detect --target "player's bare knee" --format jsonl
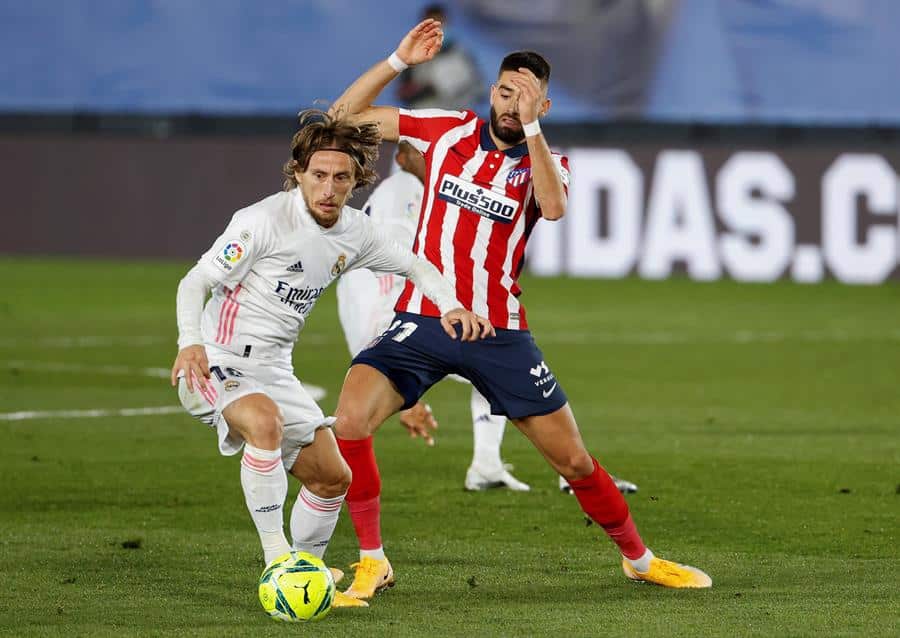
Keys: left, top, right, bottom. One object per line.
{"left": 332, "top": 412, "right": 370, "bottom": 440}
{"left": 331, "top": 461, "right": 352, "bottom": 495}
{"left": 557, "top": 452, "right": 594, "bottom": 481}
{"left": 251, "top": 410, "right": 285, "bottom": 449}
{"left": 305, "top": 462, "right": 351, "bottom": 498}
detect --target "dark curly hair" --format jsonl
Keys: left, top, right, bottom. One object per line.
{"left": 282, "top": 109, "right": 381, "bottom": 191}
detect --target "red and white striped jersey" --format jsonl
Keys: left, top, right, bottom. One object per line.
{"left": 395, "top": 108, "right": 569, "bottom": 330}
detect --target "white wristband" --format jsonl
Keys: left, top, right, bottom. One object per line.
{"left": 387, "top": 51, "right": 409, "bottom": 73}
{"left": 522, "top": 120, "right": 541, "bottom": 137}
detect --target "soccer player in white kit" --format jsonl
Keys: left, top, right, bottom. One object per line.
{"left": 336, "top": 141, "right": 530, "bottom": 491}
{"left": 170, "top": 110, "right": 493, "bottom": 609}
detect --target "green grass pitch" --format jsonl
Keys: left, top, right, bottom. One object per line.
{"left": 2, "top": 256, "right": 898, "bottom": 637}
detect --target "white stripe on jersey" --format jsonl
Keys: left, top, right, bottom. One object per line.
{"left": 439, "top": 145, "right": 486, "bottom": 313}
{"left": 399, "top": 108, "right": 467, "bottom": 153}
{"left": 475, "top": 154, "right": 526, "bottom": 326}
{"left": 408, "top": 117, "right": 478, "bottom": 313}
{"left": 502, "top": 178, "right": 534, "bottom": 330}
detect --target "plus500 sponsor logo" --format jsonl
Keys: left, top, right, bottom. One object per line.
{"left": 438, "top": 175, "right": 518, "bottom": 223}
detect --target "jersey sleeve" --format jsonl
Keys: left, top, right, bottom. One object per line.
{"left": 364, "top": 179, "right": 419, "bottom": 251}
{"left": 196, "top": 208, "right": 272, "bottom": 287}
{"left": 351, "top": 217, "right": 417, "bottom": 275}
{"left": 534, "top": 152, "right": 571, "bottom": 211}
{"left": 553, "top": 152, "right": 571, "bottom": 190}
{"left": 398, "top": 108, "right": 472, "bottom": 153}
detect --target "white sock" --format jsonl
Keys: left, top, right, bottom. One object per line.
{"left": 360, "top": 547, "right": 386, "bottom": 561}
{"left": 240, "top": 444, "right": 290, "bottom": 565}
{"left": 470, "top": 388, "right": 505, "bottom": 471}
{"left": 290, "top": 486, "right": 345, "bottom": 559}
{"left": 626, "top": 548, "right": 654, "bottom": 574}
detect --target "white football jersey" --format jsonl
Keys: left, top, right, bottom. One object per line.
{"left": 196, "top": 188, "right": 417, "bottom": 359}
{"left": 336, "top": 170, "right": 424, "bottom": 355}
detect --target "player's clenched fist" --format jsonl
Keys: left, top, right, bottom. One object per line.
{"left": 170, "top": 344, "right": 210, "bottom": 392}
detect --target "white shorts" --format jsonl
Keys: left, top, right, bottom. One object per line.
{"left": 177, "top": 350, "right": 330, "bottom": 469}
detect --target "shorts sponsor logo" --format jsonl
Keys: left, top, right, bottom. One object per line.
{"left": 438, "top": 174, "right": 518, "bottom": 224}
{"left": 529, "top": 361, "right": 550, "bottom": 377}
{"left": 223, "top": 380, "right": 240, "bottom": 391}
{"left": 529, "top": 360, "right": 556, "bottom": 396}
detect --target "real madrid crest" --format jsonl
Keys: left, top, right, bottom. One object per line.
{"left": 331, "top": 254, "right": 347, "bottom": 276}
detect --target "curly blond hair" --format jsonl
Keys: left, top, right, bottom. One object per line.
{"left": 282, "top": 109, "right": 381, "bottom": 191}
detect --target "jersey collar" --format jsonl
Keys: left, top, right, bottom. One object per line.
{"left": 480, "top": 121, "right": 529, "bottom": 158}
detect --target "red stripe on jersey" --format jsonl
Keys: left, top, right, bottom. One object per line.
{"left": 452, "top": 130, "right": 502, "bottom": 309}
{"left": 395, "top": 110, "right": 569, "bottom": 330}
{"left": 484, "top": 212, "right": 512, "bottom": 326}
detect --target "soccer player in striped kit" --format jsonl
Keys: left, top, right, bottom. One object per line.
{"left": 336, "top": 141, "right": 637, "bottom": 495}
{"left": 336, "top": 141, "right": 530, "bottom": 492}
{"left": 329, "top": 20, "right": 711, "bottom": 599}
{"left": 170, "top": 109, "right": 492, "bottom": 609}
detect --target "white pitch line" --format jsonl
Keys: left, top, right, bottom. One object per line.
{"left": 2, "top": 361, "right": 328, "bottom": 400}
{"left": 532, "top": 329, "right": 900, "bottom": 345}
{"left": 0, "top": 406, "right": 186, "bottom": 422}
{"left": 0, "top": 336, "right": 169, "bottom": 348}
{"left": 3, "top": 329, "right": 899, "bottom": 349}
{"left": 5, "top": 361, "right": 171, "bottom": 378}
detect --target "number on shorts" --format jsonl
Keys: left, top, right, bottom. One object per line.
{"left": 390, "top": 321, "right": 419, "bottom": 343}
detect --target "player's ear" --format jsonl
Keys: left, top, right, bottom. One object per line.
{"left": 540, "top": 97, "right": 552, "bottom": 119}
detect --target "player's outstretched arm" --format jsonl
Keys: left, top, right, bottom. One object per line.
{"left": 330, "top": 19, "right": 443, "bottom": 141}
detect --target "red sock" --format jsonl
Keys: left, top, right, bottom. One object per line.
{"left": 568, "top": 457, "right": 647, "bottom": 560}
{"left": 337, "top": 436, "right": 382, "bottom": 550}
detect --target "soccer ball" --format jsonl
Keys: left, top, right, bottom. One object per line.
{"left": 258, "top": 551, "right": 335, "bottom": 622}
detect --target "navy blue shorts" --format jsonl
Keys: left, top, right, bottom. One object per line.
{"left": 352, "top": 312, "right": 568, "bottom": 420}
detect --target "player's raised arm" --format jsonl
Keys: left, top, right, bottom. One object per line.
{"left": 330, "top": 19, "right": 444, "bottom": 141}
{"left": 509, "top": 67, "right": 568, "bottom": 220}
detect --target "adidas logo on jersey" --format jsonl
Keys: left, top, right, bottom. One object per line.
{"left": 287, "top": 260, "right": 304, "bottom": 273}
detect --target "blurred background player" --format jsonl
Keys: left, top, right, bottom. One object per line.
{"left": 329, "top": 20, "right": 710, "bottom": 600}
{"left": 170, "top": 109, "right": 490, "bottom": 609}
{"left": 396, "top": 4, "right": 484, "bottom": 110}
{"left": 335, "top": 140, "right": 637, "bottom": 495}
{"left": 336, "top": 140, "right": 529, "bottom": 492}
